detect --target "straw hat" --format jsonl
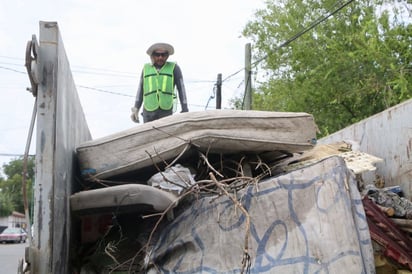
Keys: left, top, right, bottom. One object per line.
{"left": 146, "top": 43, "right": 174, "bottom": 56}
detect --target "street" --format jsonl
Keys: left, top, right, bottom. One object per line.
{"left": 0, "top": 242, "right": 27, "bottom": 274}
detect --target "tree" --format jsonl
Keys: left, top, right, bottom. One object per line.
{"left": 0, "top": 173, "right": 14, "bottom": 216}
{"left": 240, "top": 0, "right": 411, "bottom": 137}
{"left": 0, "top": 157, "right": 35, "bottom": 216}
{"left": 0, "top": 191, "right": 14, "bottom": 216}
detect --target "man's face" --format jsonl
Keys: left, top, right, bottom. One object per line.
{"left": 151, "top": 51, "right": 169, "bottom": 67}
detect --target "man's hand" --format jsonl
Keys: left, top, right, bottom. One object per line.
{"left": 130, "top": 107, "right": 140, "bottom": 123}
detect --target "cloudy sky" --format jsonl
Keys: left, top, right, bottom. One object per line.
{"left": 0, "top": 0, "right": 265, "bottom": 174}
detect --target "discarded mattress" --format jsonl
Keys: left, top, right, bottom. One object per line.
{"left": 70, "top": 184, "right": 178, "bottom": 215}
{"left": 76, "top": 110, "right": 317, "bottom": 179}
{"left": 146, "top": 156, "right": 375, "bottom": 273}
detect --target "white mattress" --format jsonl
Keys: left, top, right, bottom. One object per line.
{"left": 76, "top": 109, "right": 317, "bottom": 179}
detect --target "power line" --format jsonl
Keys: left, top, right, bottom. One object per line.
{"left": 0, "top": 153, "right": 33, "bottom": 157}
{"left": 72, "top": 70, "right": 136, "bottom": 78}
{"left": 0, "top": 61, "right": 24, "bottom": 67}
{"left": 219, "top": 0, "right": 356, "bottom": 109}
{"left": 2, "top": 0, "right": 355, "bottom": 87}
{"left": 252, "top": 0, "right": 355, "bottom": 68}
{"left": 72, "top": 65, "right": 137, "bottom": 76}
{"left": 221, "top": 0, "right": 355, "bottom": 84}
{"left": 77, "top": 85, "right": 134, "bottom": 97}
{"left": 1, "top": 62, "right": 221, "bottom": 108}
{"left": 0, "top": 66, "right": 26, "bottom": 74}
{"left": 0, "top": 59, "right": 214, "bottom": 84}
{"left": 0, "top": 55, "right": 23, "bottom": 61}
{"left": 0, "top": 64, "right": 216, "bottom": 109}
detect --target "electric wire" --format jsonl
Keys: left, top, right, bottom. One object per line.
{"left": 0, "top": 0, "right": 355, "bottom": 111}
{"left": 251, "top": 0, "right": 355, "bottom": 69}
{"left": 231, "top": 0, "right": 356, "bottom": 108}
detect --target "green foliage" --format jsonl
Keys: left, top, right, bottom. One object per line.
{"left": 0, "top": 157, "right": 35, "bottom": 216}
{"left": 241, "top": 0, "right": 411, "bottom": 137}
{"left": 3, "top": 156, "right": 35, "bottom": 180}
{"left": 0, "top": 191, "right": 14, "bottom": 216}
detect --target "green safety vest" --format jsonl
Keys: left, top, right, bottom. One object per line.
{"left": 143, "top": 62, "right": 176, "bottom": 111}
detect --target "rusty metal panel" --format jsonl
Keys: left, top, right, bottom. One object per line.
{"left": 32, "top": 21, "right": 91, "bottom": 274}
{"left": 319, "top": 99, "right": 412, "bottom": 199}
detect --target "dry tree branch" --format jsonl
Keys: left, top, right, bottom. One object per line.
{"left": 150, "top": 126, "right": 200, "bottom": 149}
{"left": 166, "top": 142, "right": 192, "bottom": 168}
{"left": 238, "top": 155, "right": 247, "bottom": 176}
{"left": 89, "top": 143, "right": 280, "bottom": 273}
{"left": 199, "top": 151, "right": 224, "bottom": 178}
{"left": 126, "top": 180, "right": 217, "bottom": 272}
{"left": 209, "top": 172, "right": 251, "bottom": 274}
{"left": 83, "top": 176, "right": 111, "bottom": 187}
{"left": 164, "top": 164, "right": 195, "bottom": 189}
{"left": 104, "top": 242, "right": 120, "bottom": 266}
{"left": 88, "top": 219, "right": 127, "bottom": 273}
{"left": 111, "top": 173, "right": 256, "bottom": 272}
{"left": 145, "top": 149, "right": 192, "bottom": 190}
{"left": 149, "top": 143, "right": 190, "bottom": 171}
{"left": 82, "top": 174, "right": 147, "bottom": 188}
{"left": 252, "top": 154, "right": 271, "bottom": 175}
{"left": 144, "top": 141, "right": 204, "bottom": 192}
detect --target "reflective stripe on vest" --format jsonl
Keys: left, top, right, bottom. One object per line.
{"left": 143, "top": 62, "right": 176, "bottom": 111}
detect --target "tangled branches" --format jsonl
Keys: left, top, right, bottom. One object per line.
{"left": 75, "top": 144, "right": 295, "bottom": 273}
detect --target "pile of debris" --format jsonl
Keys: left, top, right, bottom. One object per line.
{"left": 69, "top": 111, "right": 411, "bottom": 273}
{"left": 71, "top": 141, "right": 379, "bottom": 273}
{"left": 293, "top": 142, "right": 412, "bottom": 273}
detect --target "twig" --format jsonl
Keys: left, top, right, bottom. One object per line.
{"left": 209, "top": 172, "right": 251, "bottom": 274}
{"left": 104, "top": 242, "right": 120, "bottom": 265}
{"left": 199, "top": 152, "right": 224, "bottom": 178}
{"left": 145, "top": 150, "right": 190, "bottom": 190}
{"left": 166, "top": 143, "right": 191, "bottom": 168}
{"left": 150, "top": 126, "right": 200, "bottom": 149}
{"left": 132, "top": 180, "right": 217, "bottom": 272}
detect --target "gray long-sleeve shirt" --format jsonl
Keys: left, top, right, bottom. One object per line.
{"left": 133, "top": 63, "right": 188, "bottom": 112}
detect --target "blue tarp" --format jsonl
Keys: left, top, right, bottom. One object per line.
{"left": 147, "top": 156, "right": 375, "bottom": 273}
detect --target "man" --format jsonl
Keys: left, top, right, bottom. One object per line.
{"left": 131, "top": 42, "right": 189, "bottom": 123}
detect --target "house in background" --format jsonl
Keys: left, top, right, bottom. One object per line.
{"left": 0, "top": 211, "right": 27, "bottom": 233}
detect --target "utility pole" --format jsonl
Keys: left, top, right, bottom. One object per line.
{"left": 244, "top": 43, "right": 252, "bottom": 110}
{"left": 216, "top": 73, "right": 222, "bottom": 109}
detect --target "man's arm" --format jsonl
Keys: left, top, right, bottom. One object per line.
{"left": 174, "top": 64, "right": 189, "bottom": 112}
{"left": 134, "top": 71, "right": 144, "bottom": 109}
{"left": 131, "top": 71, "right": 144, "bottom": 123}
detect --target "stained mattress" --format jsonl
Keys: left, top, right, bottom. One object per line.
{"left": 76, "top": 110, "right": 317, "bottom": 179}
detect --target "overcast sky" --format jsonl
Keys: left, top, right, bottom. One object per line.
{"left": 0, "top": 0, "right": 265, "bottom": 175}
